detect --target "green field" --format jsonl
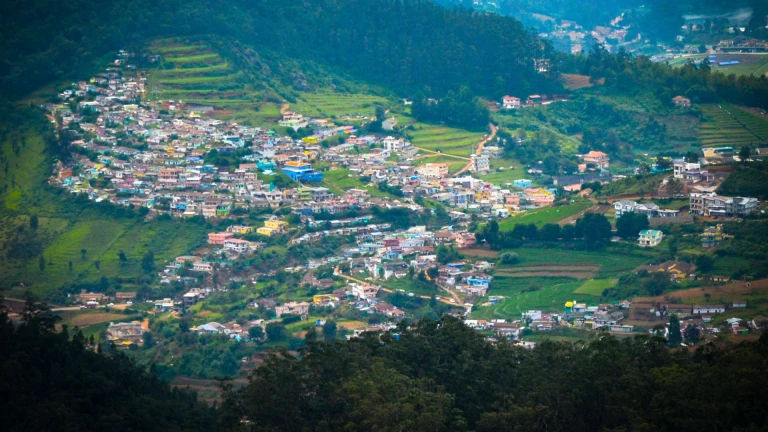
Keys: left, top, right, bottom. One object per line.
{"left": 498, "top": 201, "right": 594, "bottom": 231}
{"left": 573, "top": 278, "right": 617, "bottom": 296}
{"left": 477, "top": 158, "right": 527, "bottom": 186}
{"left": 320, "top": 169, "right": 395, "bottom": 198}
{"left": 407, "top": 122, "right": 484, "bottom": 158}
{"left": 666, "top": 53, "right": 768, "bottom": 77}
{"left": 699, "top": 104, "right": 768, "bottom": 148}
{"left": 291, "top": 92, "right": 390, "bottom": 118}
{"left": 496, "top": 247, "right": 650, "bottom": 278}
{"left": 472, "top": 278, "right": 589, "bottom": 318}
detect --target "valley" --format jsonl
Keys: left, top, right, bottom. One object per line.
{"left": 2, "top": 1, "right": 768, "bottom": 429}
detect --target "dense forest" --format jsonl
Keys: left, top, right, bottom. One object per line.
{"left": 411, "top": 87, "right": 491, "bottom": 130}
{"left": 0, "top": 0, "right": 557, "bottom": 101}
{"left": 0, "top": 297, "right": 216, "bottom": 431}
{"left": 568, "top": 46, "right": 768, "bottom": 107}
{"left": 219, "top": 316, "right": 768, "bottom": 431}
{"left": 3, "top": 298, "right": 768, "bottom": 431}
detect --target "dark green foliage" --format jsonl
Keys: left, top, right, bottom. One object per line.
{"left": 575, "top": 213, "right": 612, "bottom": 250}
{"left": 0, "top": 297, "right": 216, "bottom": 431}
{"left": 643, "top": 271, "right": 673, "bottom": 296}
{"left": 616, "top": 212, "right": 649, "bottom": 239}
{"left": 141, "top": 250, "right": 155, "bottom": 274}
{"left": 322, "top": 320, "right": 338, "bottom": 342}
{"left": 718, "top": 162, "right": 768, "bottom": 199}
{"left": 0, "top": 0, "right": 557, "bottom": 100}
{"left": 576, "top": 46, "right": 768, "bottom": 107}
{"left": 695, "top": 254, "right": 714, "bottom": 273}
{"left": 668, "top": 314, "right": 683, "bottom": 346}
{"left": 436, "top": 244, "right": 463, "bottom": 264}
{"left": 412, "top": 87, "right": 490, "bottom": 130}
{"left": 221, "top": 316, "right": 768, "bottom": 431}
{"left": 266, "top": 322, "right": 287, "bottom": 341}
{"left": 477, "top": 213, "right": 611, "bottom": 250}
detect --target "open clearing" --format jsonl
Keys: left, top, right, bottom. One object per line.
{"left": 666, "top": 53, "right": 768, "bottom": 77}
{"left": 69, "top": 313, "right": 129, "bottom": 327}
{"left": 573, "top": 278, "right": 617, "bottom": 296}
{"left": 498, "top": 202, "right": 595, "bottom": 231}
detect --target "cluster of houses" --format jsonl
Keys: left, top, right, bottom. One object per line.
{"left": 463, "top": 301, "right": 633, "bottom": 341}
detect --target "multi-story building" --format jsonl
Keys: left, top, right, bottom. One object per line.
{"left": 257, "top": 219, "right": 289, "bottom": 236}
{"left": 638, "top": 229, "right": 664, "bottom": 247}
{"left": 582, "top": 151, "right": 610, "bottom": 169}
{"left": 689, "top": 193, "right": 759, "bottom": 217}
{"left": 416, "top": 163, "right": 450, "bottom": 179}
{"left": 281, "top": 161, "right": 323, "bottom": 182}
{"left": 470, "top": 154, "right": 490, "bottom": 173}
{"left": 613, "top": 200, "right": 679, "bottom": 219}
{"left": 673, "top": 159, "right": 700, "bottom": 178}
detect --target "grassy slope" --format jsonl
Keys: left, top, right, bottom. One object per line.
{"left": 0, "top": 118, "right": 206, "bottom": 297}
{"left": 498, "top": 201, "right": 594, "bottom": 231}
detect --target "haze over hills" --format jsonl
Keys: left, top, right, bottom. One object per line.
{"left": 2, "top": 0, "right": 768, "bottom": 430}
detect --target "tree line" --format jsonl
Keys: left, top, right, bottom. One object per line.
{"left": 219, "top": 315, "right": 768, "bottom": 431}
{"left": 475, "top": 213, "right": 612, "bottom": 250}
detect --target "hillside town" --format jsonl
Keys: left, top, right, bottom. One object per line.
{"left": 42, "top": 48, "right": 765, "bottom": 356}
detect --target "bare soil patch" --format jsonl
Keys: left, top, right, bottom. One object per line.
{"left": 459, "top": 248, "right": 497, "bottom": 258}
{"left": 70, "top": 313, "right": 128, "bottom": 327}
{"left": 629, "top": 278, "right": 768, "bottom": 322}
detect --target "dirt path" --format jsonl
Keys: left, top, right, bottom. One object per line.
{"left": 413, "top": 146, "right": 470, "bottom": 161}
{"left": 557, "top": 204, "right": 607, "bottom": 226}
{"left": 455, "top": 123, "right": 498, "bottom": 175}
{"left": 280, "top": 103, "right": 290, "bottom": 115}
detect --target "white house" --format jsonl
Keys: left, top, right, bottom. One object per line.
{"left": 638, "top": 229, "right": 663, "bottom": 247}
{"left": 502, "top": 95, "right": 521, "bottom": 109}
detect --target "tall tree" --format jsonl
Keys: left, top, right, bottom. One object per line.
{"left": 668, "top": 314, "right": 683, "bottom": 346}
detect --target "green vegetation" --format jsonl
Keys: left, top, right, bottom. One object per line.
{"left": 499, "top": 247, "right": 649, "bottom": 278}
{"left": 718, "top": 162, "right": 768, "bottom": 199}
{"left": 498, "top": 202, "right": 593, "bottom": 230}
{"left": 406, "top": 120, "right": 484, "bottom": 158}
{"left": 573, "top": 278, "right": 617, "bottom": 296}
{"left": 699, "top": 104, "right": 767, "bottom": 148}
{"left": 0, "top": 109, "right": 206, "bottom": 298}
{"left": 1, "top": 298, "right": 216, "bottom": 431}
{"left": 221, "top": 316, "right": 768, "bottom": 431}
{"left": 0, "top": 0, "right": 558, "bottom": 104}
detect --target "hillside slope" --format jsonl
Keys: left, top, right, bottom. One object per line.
{"left": 0, "top": 106, "right": 207, "bottom": 298}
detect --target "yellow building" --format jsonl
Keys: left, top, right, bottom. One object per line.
{"left": 256, "top": 220, "right": 289, "bottom": 237}
{"left": 313, "top": 294, "right": 336, "bottom": 304}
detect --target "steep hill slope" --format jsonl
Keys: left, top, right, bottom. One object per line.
{"left": 0, "top": 106, "right": 207, "bottom": 299}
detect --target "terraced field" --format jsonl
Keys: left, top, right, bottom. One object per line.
{"left": 146, "top": 38, "right": 278, "bottom": 125}
{"left": 699, "top": 104, "right": 768, "bottom": 148}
